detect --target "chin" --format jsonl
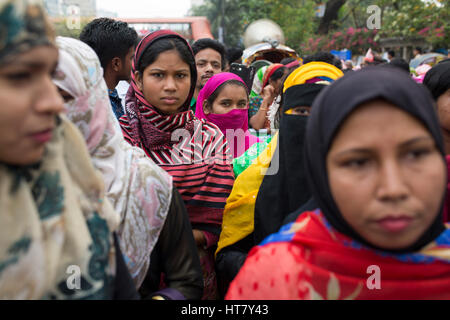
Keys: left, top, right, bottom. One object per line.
{"left": 157, "top": 105, "right": 183, "bottom": 116}
{"left": 367, "top": 234, "right": 419, "bottom": 252}
{"left": 19, "top": 149, "right": 45, "bottom": 166}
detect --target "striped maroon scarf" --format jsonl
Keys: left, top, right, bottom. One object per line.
{"left": 119, "top": 30, "right": 234, "bottom": 232}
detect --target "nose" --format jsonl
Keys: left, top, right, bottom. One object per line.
{"left": 205, "top": 62, "right": 214, "bottom": 73}
{"left": 35, "top": 74, "right": 64, "bottom": 115}
{"left": 163, "top": 75, "right": 177, "bottom": 92}
{"left": 376, "top": 159, "right": 409, "bottom": 203}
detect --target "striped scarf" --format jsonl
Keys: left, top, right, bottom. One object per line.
{"left": 119, "top": 30, "right": 234, "bottom": 232}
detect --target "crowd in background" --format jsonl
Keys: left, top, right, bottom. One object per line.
{"left": 1, "top": 0, "right": 450, "bottom": 300}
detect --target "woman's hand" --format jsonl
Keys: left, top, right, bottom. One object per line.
{"left": 261, "top": 84, "right": 276, "bottom": 104}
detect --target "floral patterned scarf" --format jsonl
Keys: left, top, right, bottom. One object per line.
{"left": 53, "top": 36, "right": 173, "bottom": 288}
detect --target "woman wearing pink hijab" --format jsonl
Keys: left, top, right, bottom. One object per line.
{"left": 195, "top": 72, "right": 260, "bottom": 158}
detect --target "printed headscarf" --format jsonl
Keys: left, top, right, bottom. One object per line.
{"left": 53, "top": 36, "right": 173, "bottom": 288}
{"left": 122, "top": 30, "right": 197, "bottom": 152}
{"left": 0, "top": 0, "right": 53, "bottom": 65}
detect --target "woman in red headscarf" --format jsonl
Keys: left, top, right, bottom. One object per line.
{"left": 248, "top": 63, "right": 287, "bottom": 131}
{"left": 119, "top": 30, "right": 235, "bottom": 299}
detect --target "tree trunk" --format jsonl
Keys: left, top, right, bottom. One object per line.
{"left": 318, "top": 0, "right": 347, "bottom": 35}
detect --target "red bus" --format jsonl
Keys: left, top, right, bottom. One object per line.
{"left": 119, "top": 17, "right": 214, "bottom": 42}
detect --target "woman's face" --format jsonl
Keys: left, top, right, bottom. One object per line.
{"left": 327, "top": 100, "right": 446, "bottom": 250}
{"left": 204, "top": 83, "right": 248, "bottom": 115}
{"left": 135, "top": 49, "right": 191, "bottom": 115}
{"left": 269, "top": 69, "right": 288, "bottom": 96}
{"left": 436, "top": 88, "right": 450, "bottom": 133}
{"left": 287, "top": 106, "right": 311, "bottom": 116}
{"left": 0, "top": 46, "right": 64, "bottom": 165}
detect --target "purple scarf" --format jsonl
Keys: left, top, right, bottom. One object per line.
{"left": 195, "top": 73, "right": 260, "bottom": 158}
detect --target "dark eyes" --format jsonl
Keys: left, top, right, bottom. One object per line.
{"left": 291, "top": 107, "right": 311, "bottom": 116}
{"left": 342, "top": 158, "right": 370, "bottom": 169}
{"left": 405, "top": 148, "right": 431, "bottom": 160}
{"left": 340, "top": 148, "right": 433, "bottom": 170}
{"left": 150, "top": 73, "right": 187, "bottom": 79}
{"left": 6, "top": 67, "right": 56, "bottom": 84}
{"left": 7, "top": 72, "right": 32, "bottom": 82}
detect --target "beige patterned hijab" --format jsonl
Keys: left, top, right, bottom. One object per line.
{"left": 0, "top": 0, "right": 119, "bottom": 300}
{"left": 0, "top": 116, "right": 120, "bottom": 299}
{"left": 53, "top": 36, "right": 173, "bottom": 288}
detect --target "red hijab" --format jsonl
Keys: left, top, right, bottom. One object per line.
{"left": 122, "top": 30, "right": 197, "bottom": 152}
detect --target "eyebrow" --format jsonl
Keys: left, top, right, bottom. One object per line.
{"left": 334, "top": 136, "right": 435, "bottom": 157}
{"left": 7, "top": 58, "right": 59, "bottom": 72}
{"left": 197, "top": 59, "right": 220, "bottom": 63}
{"left": 149, "top": 68, "right": 189, "bottom": 72}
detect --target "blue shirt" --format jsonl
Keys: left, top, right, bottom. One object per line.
{"left": 108, "top": 89, "right": 125, "bottom": 120}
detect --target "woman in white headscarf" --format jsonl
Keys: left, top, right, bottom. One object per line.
{"left": 53, "top": 36, "right": 203, "bottom": 300}
{"left": 0, "top": 0, "right": 137, "bottom": 300}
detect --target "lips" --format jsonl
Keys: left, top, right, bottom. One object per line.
{"left": 30, "top": 129, "right": 53, "bottom": 144}
{"left": 161, "top": 97, "right": 178, "bottom": 105}
{"left": 202, "top": 74, "right": 213, "bottom": 81}
{"left": 376, "top": 216, "right": 413, "bottom": 233}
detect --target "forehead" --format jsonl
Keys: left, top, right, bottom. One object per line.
{"left": 1, "top": 45, "right": 58, "bottom": 69}
{"left": 195, "top": 48, "right": 222, "bottom": 62}
{"left": 331, "top": 100, "right": 431, "bottom": 148}
{"left": 149, "top": 49, "right": 189, "bottom": 69}
{"left": 216, "top": 83, "right": 248, "bottom": 99}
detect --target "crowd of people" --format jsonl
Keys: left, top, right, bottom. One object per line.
{"left": 1, "top": 0, "right": 450, "bottom": 300}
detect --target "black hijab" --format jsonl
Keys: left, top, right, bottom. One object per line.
{"left": 254, "top": 79, "right": 330, "bottom": 243}
{"left": 305, "top": 66, "right": 447, "bottom": 253}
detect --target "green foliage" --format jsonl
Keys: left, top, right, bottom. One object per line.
{"left": 190, "top": 0, "right": 449, "bottom": 54}
{"left": 380, "top": 0, "right": 449, "bottom": 48}
{"left": 190, "top": 0, "right": 245, "bottom": 47}
{"left": 301, "top": 27, "right": 380, "bottom": 56}
{"left": 240, "top": 0, "right": 317, "bottom": 55}
{"left": 190, "top": 0, "right": 318, "bottom": 51}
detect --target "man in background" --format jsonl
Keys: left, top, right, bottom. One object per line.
{"left": 80, "top": 18, "right": 138, "bottom": 120}
{"left": 191, "top": 38, "right": 226, "bottom": 111}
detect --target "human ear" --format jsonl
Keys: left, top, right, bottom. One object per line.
{"left": 111, "top": 57, "right": 122, "bottom": 72}
{"left": 203, "top": 100, "right": 211, "bottom": 115}
{"left": 134, "top": 71, "right": 143, "bottom": 91}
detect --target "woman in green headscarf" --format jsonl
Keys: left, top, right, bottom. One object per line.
{"left": 0, "top": 0, "right": 137, "bottom": 299}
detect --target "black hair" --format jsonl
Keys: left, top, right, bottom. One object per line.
{"left": 136, "top": 36, "right": 195, "bottom": 78}
{"left": 388, "top": 50, "right": 395, "bottom": 57}
{"left": 388, "top": 57, "right": 410, "bottom": 73}
{"left": 280, "top": 57, "right": 297, "bottom": 65}
{"left": 80, "top": 18, "right": 138, "bottom": 70}
{"left": 415, "top": 47, "right": 423, "bottom": 54}
{"left": 303, "top": 51, "right": 342, "bottom": 70}
{"left": 191, "top": 38, "right": 226, "bottom": 70}
{"left": 226, "top": 47, "right": 243, "bottom": 64}
{"left": 205, "top": 80, "right": 248, "bottom": 107}
{"left": 270, "top": 66, "right": 287, "bottom": 82}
